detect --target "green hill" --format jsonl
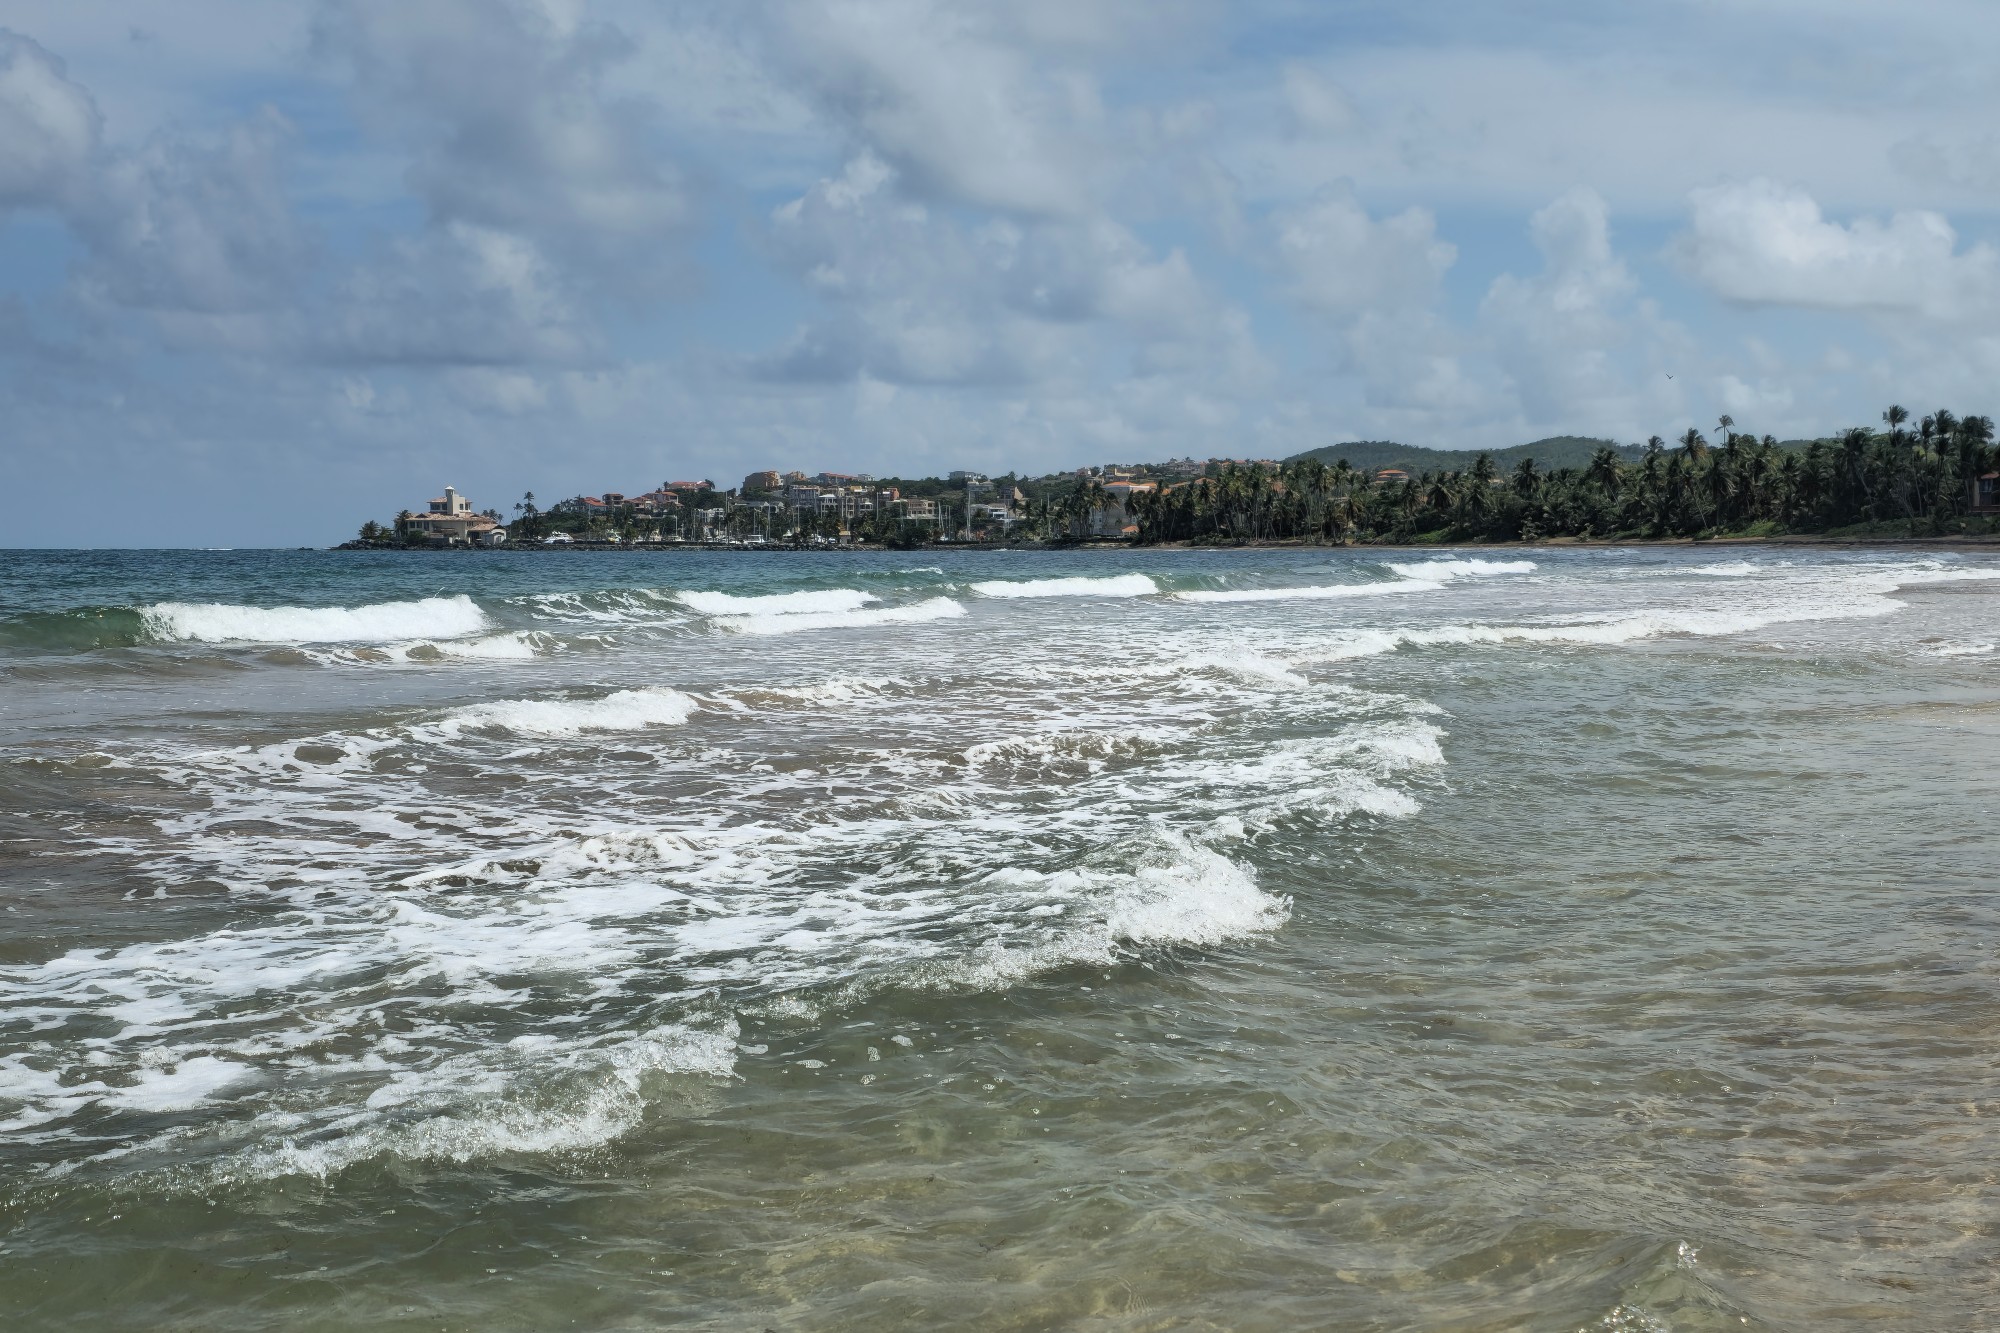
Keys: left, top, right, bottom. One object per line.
{"left": 1285, "top": 435, "right": 1643, "bottom": 475}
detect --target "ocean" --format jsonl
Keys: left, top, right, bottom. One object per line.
{"left": 1, "top": 545, "right": 1996, "bottom": 1329}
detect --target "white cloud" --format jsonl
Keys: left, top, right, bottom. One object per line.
{"left": 315, "top": 0, "right": 697, "bottom": 282}
{"left": 1272, "top": 183, "right": 1454, "bottom": 316}
{"left": 1281, "top": 64, "right": 1358, "bottom": 138}
{"left": 325, "top": 222, "right": 596, "bottom": 367}
{"left": 768, "top": 0, "right": 1109, "bottom": 217}
{"left": 1676, "top": 177, "right": 2000, "bottom": 321}
{"left": 73, "top": 107, "right": 308, "bottom": 314}
{"left": 0, "top": 30, "right": 100, "bottom": 209}
{"left": 1481, "top": 187, "right": 1640, "bottom": 421}
{"left": 759, "top": 151, "right": 1262, "bottom": 395}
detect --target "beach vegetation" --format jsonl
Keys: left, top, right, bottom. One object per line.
{"left": 1130, "top": 408, "right": 2000, "bottom": 545}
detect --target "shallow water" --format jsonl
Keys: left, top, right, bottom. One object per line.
{"left": 1, "top": 545, "right": 1997, "bottom": 1329}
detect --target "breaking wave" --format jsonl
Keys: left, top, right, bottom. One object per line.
{"left": 139, "top": 595, "right": 489, "bottom": 644}
{"left": 428, "top": 687, "right": 701, "bottom": 738}
{"left": 716, "top": 596, "right": 967, "bottom": 636}
{"left": 1384, "top": 558, "right": 1536, "bottom": 580}
{"left": 970, "top": 575, "right": 1159, "bottom": 599}
{"left": 675, "top": 588, "right": 877, "bottom": 616}
{"left": 1176, "top": 579, "right": 1443, "bottom": 603}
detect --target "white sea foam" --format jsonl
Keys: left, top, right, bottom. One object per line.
{"left": 970, "top": 574, "right": 1159, "bottom": 599}
{"left": 5, "top": 664, "right": 1445, "bottom": 1172}
{"left": 1384, "top": 558, "right": 1536, "bottom": 580}
{"left": 1105, "top": 836, "right": 1289, "bottom": 947}
{"left": 108, "top": 1056, "right": 260, "bottom": 1113}
{"left": 388, "top": 631, "right": 552, "bottom": 661}
{"left": 1176, "top": 579, "right": 1443, "bottom": 604}
{"left": 429, "top": 687, "right": 700, "bottom": 738}
{"left": 717, "top": 596, "right": 967, "bottom": 636}
{"left": 676, "top": 588, "right": 877, "bottom": 616}
{"left": 140, "top": 595, "right": 489, "bottom": 644}
{"left": 732, "top": 676, "right": 907, "bottom": 706}
{"left": 961, "top": 726, "right": 1171, "bottom": 768}
{"left": 510, "top": 588, "right": 684, "bottom": 625}
{"left": 1188, "top": 652, "right": 1312, "bottom": 689}
{"left": 214, "top": 1024, "right": 738, "bottom": 1181}
{"left": 22, "top": 547, "right": 2000, "bottom": 1190}
{"left": 1303, "top": 596, "right": 1896, "bottom": 664}
{"left": 1885, "top": 567, "right": 2000, "bottom": 587}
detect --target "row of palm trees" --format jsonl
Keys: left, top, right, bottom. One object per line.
{"left": 1124, "top": 408, "right": 1997, "bottom": 544}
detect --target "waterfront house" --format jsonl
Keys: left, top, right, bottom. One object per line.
{"left": 406, "top": 486, "right": 501, "bottom": 544}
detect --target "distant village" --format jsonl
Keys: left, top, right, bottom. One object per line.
{"left": 352, "top": 457, "right": 1281, "bottom": 549}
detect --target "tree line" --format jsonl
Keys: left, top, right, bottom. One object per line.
{"left": 1130, "top": 408, "right": 1998, "bottom": 544}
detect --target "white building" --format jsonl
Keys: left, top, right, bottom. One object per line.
{"left": 406, "top": 486, "right": 500, "bottom": 544}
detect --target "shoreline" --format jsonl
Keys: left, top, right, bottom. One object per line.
{"left": 332, "top": 532, "right": 2000, "bottom": 554}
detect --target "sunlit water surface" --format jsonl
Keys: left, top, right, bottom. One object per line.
{"left": 1, "top": 546, "right": 1997, "bottom": 1330}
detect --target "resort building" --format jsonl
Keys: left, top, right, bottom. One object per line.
{"left": 406, "top": 486, "right": 502, "bottom": 544}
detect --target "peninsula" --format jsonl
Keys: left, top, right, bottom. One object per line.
{"left": 347, "top": 407, "right": 2000, "bottom": 549}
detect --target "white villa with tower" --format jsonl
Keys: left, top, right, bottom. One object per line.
{"left": 403, "top": 486, "right": 505, "bottom": 545}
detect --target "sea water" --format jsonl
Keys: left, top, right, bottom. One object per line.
{"left": 0, "top": 545, "right": 1996, "bottom": 1329}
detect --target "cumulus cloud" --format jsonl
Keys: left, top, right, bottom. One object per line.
{"left": 1481, "top": 186, "right": 1646, "bottom": 422}
{"left": 757, "top": 151, "right": 1260, "bottom": 393}
{"left": 0, "top": 26, "right": 307, "bottom": 334}
{"left": 1675, "top": 178, "right": 2000, "bottom": 320}
{"left": 72, "top": 107, "right": 308, "bottom": 315}
{"left": 1281, "top": 64, "right": 1359, "bottom": 138}
{"left": 1272, "top": 182, "right": 1454, "bottom": 316}
{"left": 317, "top": 0, "right": 691, "bottom": 244}
{"left": 767, "top": 0, "right": 1109, "bottom": 217}
{"left": 0, "top": 29, "right": 98, "bottom": 209}
{"left": 325, "top": 222, "right": 596, "bottom": 368}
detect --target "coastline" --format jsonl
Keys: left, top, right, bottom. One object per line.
{"left": 332, "top": 532, "right": 2000, "bottom": 553}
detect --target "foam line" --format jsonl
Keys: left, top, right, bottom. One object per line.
{"left": 139, "top": 595, "right": 489, "bottom": 644}
{"left": 1176, "top": 579, "right": 1443, "bottom": 603}
{"left": 676, "top": 588, "right": 877, "bottom": 616}
{"left": 970, "top": 575, "right": 1159, "bottom": 599}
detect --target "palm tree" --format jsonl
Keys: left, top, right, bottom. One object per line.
{"left": 1585, "top": 447, "right": 1623, "bottom": 500}
{"left": 1512, "top": 456, "right": 1540, "bottom": 498}
{"left": 1839, "top": 426, "right": 1875, "bottom": 518}
{"left": 1883, "top": 404, "right": 1909, "bottom": 449}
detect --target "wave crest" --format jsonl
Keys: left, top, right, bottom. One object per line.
{"left": 139, "top": 595, "right": 489, "bottom": 644}
{"left": 430, "top": 687, "right": 700, "bottom": 738}
{"left": 1384, "top": 558, "right": 1536, "bottom": 580}
{"left": 970, "top": 575, "right": 1159, "bottom": 599}
{"left": 1176, "top": 579, "right": 1443, "bottom": 604}
{"left": 717, "top": 597, "right": 967, "bottom": 636}
{"left": 676, "top": 588, "right": 877, "bottom": 616}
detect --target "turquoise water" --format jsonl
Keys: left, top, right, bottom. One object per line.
{"left": 2, "top": 546, "right": 1997, "bottom": 1329}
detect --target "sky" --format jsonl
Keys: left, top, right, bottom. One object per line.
{"left": 6, "top": 1, "right": 2000, "bottom": 545}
